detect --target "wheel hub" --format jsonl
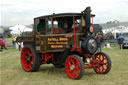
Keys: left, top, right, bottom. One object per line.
{"left": 27, "top": 56, "right": 31, "bottom": 61}
{"left": 70, "top": 65, "right": 75, "bottom": 70}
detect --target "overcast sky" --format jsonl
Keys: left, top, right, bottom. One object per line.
{"left": 0, "top": 0, "right": 128, "bottom": 26}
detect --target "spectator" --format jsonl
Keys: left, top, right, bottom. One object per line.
{"left": 17, "top": 42, "right": 24, "bottom": 51}
{"left": 17, "top": 42, "right": 21, "bottom": 51}
{"left": 20, "top": 42, "right": 24, "bottom": 51}
{"left": 117, "top": 35, "right": 124, "bottom": 49}
{"left": 3, "top": 37, "right": 8, "bottom": 49}
{"left": 96, "top": 32, "right": 103, "bottom": 52}
{"left": 0, "top": 38, "right": 2, "bottom": 47}
{"left": 12, "top": 40, "right": 16, "bottom": 49}
{"left": 1, "top": 38, "right": 7, "bottom": 49}
{"left": 0, "top": 38, "right": 2, "bottom": 52}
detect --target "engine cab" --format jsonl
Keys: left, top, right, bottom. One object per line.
{"left": 32, "top": 7, "right": 97, "bottom": 54}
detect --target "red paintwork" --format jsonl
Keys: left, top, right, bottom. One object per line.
{"left": 71, "top": 47, "right": 108, "bottom": 71}
{"left": 73, "top": 16, "right": 76, "bottom": 48}
{"left": 71, "top": 47, "right": 94, "bottom": 69}
{"left": 71, "top": 46, "right": 82, "bottom": 54}
{"left": 94, "top": 53, "right": 108, "bottom": 73}
{"left": 21, "top": 47, "right": 34, "bottom": 71}
{"left": 41, "top": 53, "right": 53, "bottom": 64}
{"left": 65, "top": 56, "right": 81, "bottom": 79}
{"left": 84, "top": 54, "right": 89, "bottom": 57}
{"left": 55, "top": 28, "right": 59, "bottom": 34}
{"left": 85, "top": 59, "right": 95, "bottom": 69}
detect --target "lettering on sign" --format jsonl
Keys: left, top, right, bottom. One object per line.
{"left": 48, "top": 42, "right": 68, "bottom": 45}
{"left": 51, "top": 45, "right": 63, "bottom": 48}
{"left": 48, "top": 37, "right": 68, "bottom": 41}
{"left": 48, "top": 37, "right": 68, "bottom": 48}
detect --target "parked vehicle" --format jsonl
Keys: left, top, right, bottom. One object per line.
{"left": 3, "top": 29, "right": 12, "bottom": 38}
{"left": 0, "top": 29, "right": 12, "bottom": 38}
{"left": 123, "top": 37, "right": 128, "bottom": 49}
{"left": 16, "top": 7, "right": 111, "bottom": 79}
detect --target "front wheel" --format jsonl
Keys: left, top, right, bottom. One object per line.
{"left": 21, "top": 45, "right": 40, "bottom": 72}
{"left": 65, "top": 55, "right": 84, "bottom": 79}
{"left": 93, "top": 52, "right": 111, "bottom": 74}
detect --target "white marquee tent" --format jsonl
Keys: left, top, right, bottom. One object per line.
{"left": 9, "top": 24, "right": 32, "bottom": 35}
{"left": 121, "top": 27, "right": 128, "bottom": 33}
{"left": 102, "top": 26, "right": 128, "bottom": 39}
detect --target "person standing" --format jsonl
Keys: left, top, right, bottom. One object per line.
{"left": 12, "top": 40, "right": 16, "bottom": 49}
{"left": 3, "top": 37, "right": 8, "bottom": 49}
{"left": 1, "top": 38, "right": 7, "bottom": 49}
{"left": 17, "top": 42, "right": 21, "bottom": 51}
{"left": 96, "top": 32, "right": 103, "bottom": 52}
{"left": 0, "top": 38, "right": 2, "bottom": 47}
{"left": 20, "top": 42, "right": 24, "bottom": 51}
{"left": 0, "top": 38, "right": 2, "bottom": 52}
{"left": 117, "top": 35, "right": 124, "bottom": 50}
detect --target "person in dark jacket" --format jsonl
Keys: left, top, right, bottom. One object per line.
{"left": 117, "top": 35, "right": 124, "bottom": 49}
{"left": 96, "top": 32, "right": 103, "bottom": 52}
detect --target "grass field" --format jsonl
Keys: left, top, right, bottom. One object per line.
{"left": 0, "top": 37, "right": 128, "bottom": 85}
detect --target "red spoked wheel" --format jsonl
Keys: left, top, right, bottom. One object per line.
{"left": 21, "top": 45, "right": 40, "bottom": 72}
{"left": 65, "top": 55, "right": 84, "bottom": 79}
{"left": 94, "top": 52, "right": 111, "bottom": 74}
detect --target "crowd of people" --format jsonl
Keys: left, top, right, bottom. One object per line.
{"left": 12, "top": 37, "right": 23, "bottom": 51}
{"left": 0, "top": 37, "right": 23, "bottom": 52}
{"left": 95, "top": 32, "right": 125, "bottom": 51}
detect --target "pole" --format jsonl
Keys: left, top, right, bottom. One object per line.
{"left": 73, "top": 16, "right": 76, "bottom": 48}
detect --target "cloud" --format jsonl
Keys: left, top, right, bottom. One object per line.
{"left": 1, "top": 0, "right": 128, "bottom": 26}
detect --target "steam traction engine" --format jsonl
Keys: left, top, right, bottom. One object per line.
{"left": 16, "top": 7, "right": 111, "bottom": 79}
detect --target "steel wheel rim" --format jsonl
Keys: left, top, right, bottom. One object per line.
{"left": 21, "top": 47, "right": 34, "bottom": 71}
{"left": 65, "top": 56, "right": 81, "bottom": 79}
{"left": 94, "top": 54, "right": 108, "bottom": 73}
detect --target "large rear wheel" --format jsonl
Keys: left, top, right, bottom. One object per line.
{"left": 21, "top": 45, "right": 40, "bottom": 72}
{"left": 65, "top": 55, "right": 84, "bottom": 79}
{"left": 94, "top": 52, "right": 111, "bottom": 74}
